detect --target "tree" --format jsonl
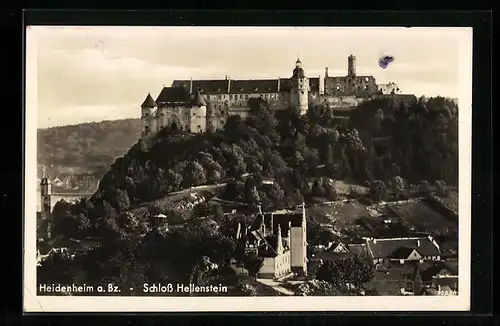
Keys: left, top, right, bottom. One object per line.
{"left": 391, "top": 176, "right": 408, "bottom": 200}
{"left": 244, "top": 179, "right": 261, "bottom": 207}
{"left": 312, "top": 180, "right": 326, "bottom": 198}
{"left": 418, "top": 180, "right": 432, "bottom": 195}
{"left": 112, "top": 188, "right": 131, "bottom": 212}
{"left": 184, "top": 161, "right": 207, "bottom": 187}
{"left": 119, "top": 211, "right": 149, "bottom": 238}
{"left": 435, "top": 180, "right": 448, "bottom": 196}
{"left": 370, "top": 180, "right": 388, "bottom": 203}
{"left": 207, "top": 169, "right": 222, "bottom": 185}
{"left": 242, "top": 252, "right": 264, "bottom": 280}
{"left": 166, "top": 169, "right": 183, "bottom": 192}
{"left": 316, "top": 256, "right": 374, "bottom": 291}
{"left": 295, "top": 280, "right": 342, "bottom": 296}
{"left": 324, "top": 180, "right": 339, "bottom": 201}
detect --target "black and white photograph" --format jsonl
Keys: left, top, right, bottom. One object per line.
{"left": 24, "top": 26, "right": 472, "bottom": 312}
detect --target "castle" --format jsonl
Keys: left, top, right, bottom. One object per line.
{"left": 140, "top": 55, "right": 403, "bottom": 151}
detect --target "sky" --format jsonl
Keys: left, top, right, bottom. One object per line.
{"left": 27, "top": 26, "right": 469, "bottom": 128}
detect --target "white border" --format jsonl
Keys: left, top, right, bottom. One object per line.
{"left": 23, "top": 26, "right": 473, "bottom": 312}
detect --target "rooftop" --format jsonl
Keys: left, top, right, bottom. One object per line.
{"left": 365, "top": 236, "right": 441, "bottom": 260}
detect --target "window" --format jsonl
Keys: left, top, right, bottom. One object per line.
{"left": 193, "top": 112, "right": 196, "bottom": 116}
{"left": 301, "top": 91, "right": 304, "bottom": 95}
{"left": 336, "top": 85, "right": 341, "bottom": 90}
{"left": 364, "top": 85, "right": 368, "bottom": 90}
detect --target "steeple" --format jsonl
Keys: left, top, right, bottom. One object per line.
{"left": 276, "top": 224, "right": 284, "bottom": 254}
{"left": 40, "top": 166, "right": 50, "bottom": 186}
{"left": 141, "top": 93, "right": 157, "bottom": 108}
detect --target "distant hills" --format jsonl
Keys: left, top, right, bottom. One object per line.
{"left": 37, "top": 118, "right": 142, "bottom": 178}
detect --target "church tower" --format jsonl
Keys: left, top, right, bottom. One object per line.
{"left": 140, "top": 93, "right": 158, "bottom": 152}
{"left": 290, "top": 58, "right": 310, "bottom": 115}
{"left": 40, "top": 173, "right": 52, "bottom": 239}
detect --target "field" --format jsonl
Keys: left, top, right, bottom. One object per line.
{"left": 387, "top": 201, "right": 458, "bottom": 237}
{"left": 307, "top": 199, "right": 369, "bottom": 241}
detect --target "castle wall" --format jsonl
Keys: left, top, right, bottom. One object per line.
{"left": 158, "top": 106, "right": 191, "bottom": 132}
{"left": 377, "top": 82, "right": 400, "bottom": 95}
{"left": 324, "top": 75, "right": 378, "bottom": 97}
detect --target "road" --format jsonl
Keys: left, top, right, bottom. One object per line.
{"left": 256, "top": 278, "right": 295, "bottom": 296}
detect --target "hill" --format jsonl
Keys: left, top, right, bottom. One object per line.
{"left": 39, "top": 96, "right": 459, "bottom": 292}
{"left": 37, "top": 118, "right": 142, "bottom": 177}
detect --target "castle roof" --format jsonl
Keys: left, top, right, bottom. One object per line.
{"left": 172, "top": 78, "right": 320, "bottom": 94}
{"left": 292, "top": 67, "right": 305, "bottom": 79}
{"left": 141, "top": 93, "right": 157, "bottom": 108}
{"left": 156, "top": 87, "right": 192, "bottom": 105}
{"left": 191, "top": 89, "right": 208, "bottom": 107}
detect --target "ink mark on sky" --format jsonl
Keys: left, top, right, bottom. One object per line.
{"left": 378, "top": 55, "right": 395, "bottom": 69}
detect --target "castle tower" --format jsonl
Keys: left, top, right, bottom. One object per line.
{"left": 290, "top": 58, "right": 310, "bottom": 115}
{"left": 40, "top": 173, "right": 52, "bottom": 239}
{"left": 348, "top": 54, "right": 356, "bottom": 77}
{"left": 140, "top": 93, "right": 158, "bottom": 152}
{"left": 189, "top": 89, "right": 207, "bottom": 133}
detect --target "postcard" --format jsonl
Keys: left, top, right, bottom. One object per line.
{"left": 24, "top": 25, "right": 472, "bottom": 312}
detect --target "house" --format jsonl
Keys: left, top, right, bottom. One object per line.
{"left": 237, "top": 203, "right": 307, "bottom": 279}
{"left": 364, "top": 235, "right": 441, "bottom": 265}
{"left": 371, "top": 261, "right": 424, "bottom": 295}
{"left": 51, "top": 177, "right": 64, "bottom": 187}
{"left": 370, "top": 259, "right": 458, "bottom": 296}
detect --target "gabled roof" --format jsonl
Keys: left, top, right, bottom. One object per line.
{"left": 141, "top": 93, "right": 157, "bottom": 108}
{"left": 365, "top": 237, "right": 440, "bottom": 260}
{"left": 156, "top": 87, "right": 192, "bottom": 105}
{"left": 388, "top": 246, "right": 420, "bottom": 259}
{"left": 419, "top": 261, "right": 458, "bottom": 282}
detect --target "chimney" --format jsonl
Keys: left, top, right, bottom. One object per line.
{"left": 189, "top": 78, "right": 193, "bottom": 94}
{"left": 325, "top": 67, "right": 329, "bottom": 78}
{"left": 277, "top": 78, "right": 281, "bottom": 92}
{"left": 227, "top": 77, "right": 231, "bottom": 93}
